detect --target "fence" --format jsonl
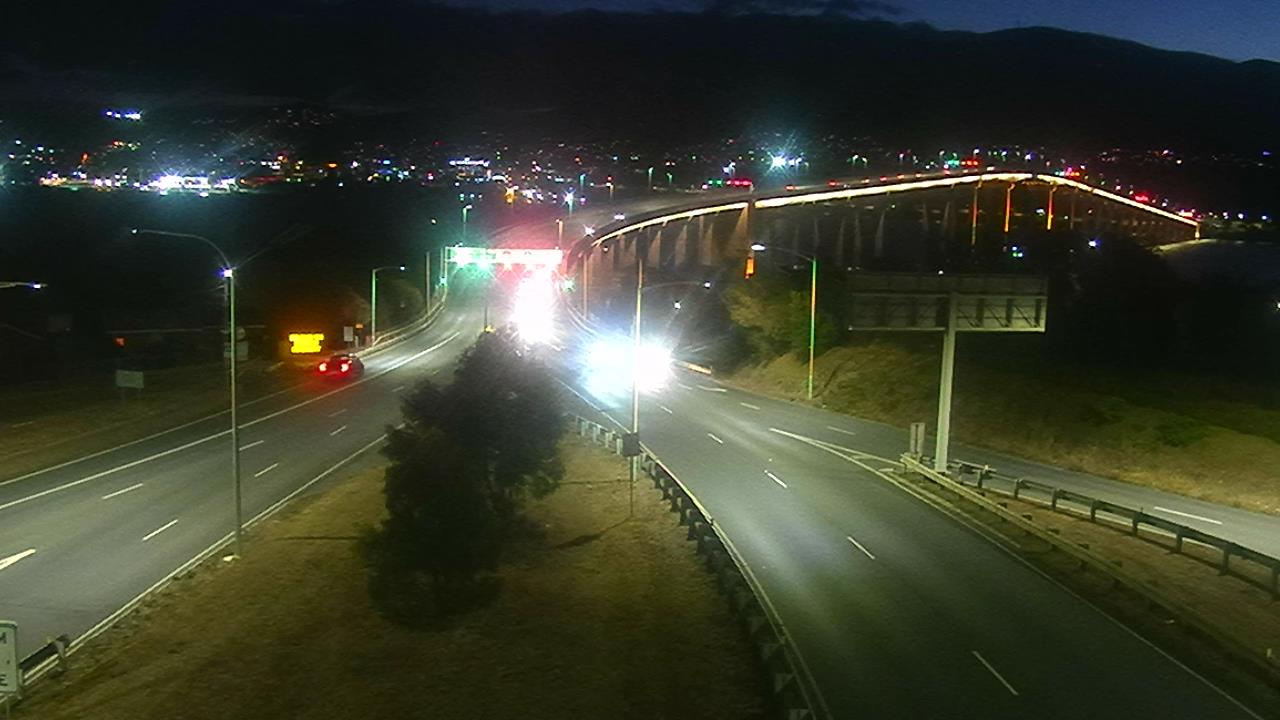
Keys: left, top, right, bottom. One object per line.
{"left": 946, "top": 459, "right": 1280, "bottom": 599}
{"left": 570, "top": 412, "right": 827, "bottom": 720}
{"left": 900, "top": 454, "right": 1280, "bottom": 681}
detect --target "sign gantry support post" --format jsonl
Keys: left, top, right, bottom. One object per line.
{"left": 934, "top": 292, "right": 958, "bottom": 473}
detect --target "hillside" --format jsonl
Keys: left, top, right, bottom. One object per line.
{"left": 2, "top": 4, "right": 1277, "bottom": 149}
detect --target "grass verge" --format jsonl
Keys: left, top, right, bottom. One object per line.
{"left": 14, "top": 436, "right": 766, "bottom": 720}
{"left": 729, "top": 340, "right": 1280, "bottom": 516}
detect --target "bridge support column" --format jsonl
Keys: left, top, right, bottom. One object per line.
{"left": 836, "top": 215, "right": 847, "bottom": 268}
{"left": 854, "top": 209, "right": 864, "bottom": 264}
{"left": 1046, "top": 185, "right": 1057, "bottom": 231}
{"left": 874, "top": 207, "right": 887, "bottom": 258}
{"left": 1003, "top": 182, "right": 1015, "bottom": 235}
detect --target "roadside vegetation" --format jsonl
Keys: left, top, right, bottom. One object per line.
{"left": 17, "top": 331, "right": 766, "bottom": 719}
{"left": 712, "top": 231, "right": 1280, "bottom": 516}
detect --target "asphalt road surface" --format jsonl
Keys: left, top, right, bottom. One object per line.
{"left": 555, "top": 330, "right": 1265, "bottom": 719}
{"left": 0, "top": 284, "right": 488, "bottom": 660}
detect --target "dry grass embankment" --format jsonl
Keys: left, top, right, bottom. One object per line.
{"left": 0, "top": 362, "right": 304, "bottom": 481}
{"left": 731, "top": 339, "right": 1280, "bottom": 516}
{"left": 17, "top": 436, "right": 765, "bottom": 720}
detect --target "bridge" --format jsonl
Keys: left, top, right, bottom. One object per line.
{"left": 565, "top": 171, "right": 1199, "bottom": 307}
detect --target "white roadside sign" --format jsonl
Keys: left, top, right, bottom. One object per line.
{"left": 0, "top": 620, "right": 18, "bottom": 696}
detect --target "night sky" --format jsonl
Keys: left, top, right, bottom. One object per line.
{"left": 440, "top": 0, "right": 1279, "bottom": 62}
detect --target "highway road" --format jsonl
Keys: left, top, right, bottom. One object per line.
{"left": 555, "top": 332, "right": 1266, "bottom": 719}
{"left": 0, "top": 285, "right": 488, "bottom": 660}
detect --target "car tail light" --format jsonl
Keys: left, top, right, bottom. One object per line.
{"left": 318, "top": 362, "right": 328, "bottom": 372}
{"left": 340, "top": 363, "right": 350, "bottom": 372}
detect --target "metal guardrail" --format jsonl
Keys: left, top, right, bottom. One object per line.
{"left": 946, "top": 459, "right": 1280, "bottom": 598}
{"left": 570, "top": 413, "right": 828, "bottom": 720}
{"left": 360, "top": 288, "right": 450, "bottom": 358}
{"left": 901, "top": 455, "right": 1280, "bottom": 682}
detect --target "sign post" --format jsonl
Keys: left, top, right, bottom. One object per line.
{"left": 848, "top": 273, "right": 1048, "bottom": 473}
{"left": 0, "top": 620, "right": 19, "bottom": 705}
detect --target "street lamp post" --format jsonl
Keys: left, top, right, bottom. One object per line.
{"left": 370, "top": 265, "right": 406, "bottom": 345}
{"left": 130, "top": 229, "right": 244, "bottom": 556}
{"left": 751, "top": 243, "right": 818, "bottom": 400}
{"left": 556, "top": 218, "right": 564, "bottom": 247}
{"left": 461, "top": 204, "right": 473, "bottom": 242}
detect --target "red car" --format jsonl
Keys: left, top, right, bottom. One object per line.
{"left": 317, "top": 353, "right": 364, "bottom": 379}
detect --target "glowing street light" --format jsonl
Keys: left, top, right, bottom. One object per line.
{"left": 751, "top": 243, "right": 818, "bottom": 400}
{"left": 130, "top": 228, "right": 244, "bottom": 556}
{"left": 0, "top": 280, "right": 46, "bottom": 290}
{"left": 565, "top": 191, "right": 576, "bottom": 216}
{"left": 371, "top": 265, "right": 406, "bottom": 345}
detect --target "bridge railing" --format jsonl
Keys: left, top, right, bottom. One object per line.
{"left": 947, "top": 459, "right": 1280, "bottom": 598}
{"left": 570, "top": 412, "right": 829, "bottom": 720}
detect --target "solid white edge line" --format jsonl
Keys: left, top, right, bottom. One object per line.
{"left": 845, "top": 535, "right": 876, "bottom": 560}
{"left": 765, "top": 470, "right": 788, "bottom": 488}
{"left": 1152, "top": 506, "right": 1223, "bottom": 526}
{"left": 141, "top": 519, "right": 179, "bottom": 542}
{"left": 972, "top": 650, "right": 1019, "bottom": 696}
{"left": 253, "top": 463, "right": 280, "bottom": 478}
{"left": 101, "top": 483, "right": 144, "bottom": 500}
{"left": 0, "top": 331, "right": 459, "bottom": 512}
{"left": 238, "top": 440, "right": 265, "bottom": 451}
{"left": 22, "top": 432, "right": 391, "bottom": 686}
{"left": 0, "top": 548, "right": 36, "bottom": 572}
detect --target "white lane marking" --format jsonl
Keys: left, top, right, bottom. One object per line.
{"left": 327, "top": 408, "right": 347, "bottom": 418}
{"left": 659, "top": 405, "right": 674, "bottom": 414}
{"left": 329, "top": 425, "right": 347, "bottom": 437}
{"left": 972, "top": 651, "right": 1019, "bottom": 696}
{"left": 698, "top": 385, "right": 728, "bottom": 393}
{"left": 254, "top": 463, "right": 280, "bottom": 478}
{"left": 739, "top": 402, "right": 761, "bottom": 410}
{"left": 102, "top": 483, "right": 144, "bottom": 500}
{"left": 0, "top": 548, "right": 37, "bottom": 572}
{"left": 768, "top": 427, "right": 898, "bottom": 465}
{"left": 827, "top": 426, "right": 858, "bottom": 437}
{"left": 392, "top": 385, "right": 406, "bottom": 393}
{"left": 846, "top": 535, "right": 876, "bottom": 560}
{"left": 0, "top": 378, "right": 309, "bottom": 490}
{"left": 707, "top": 433, "right": 724, "bottom": 444}
{"left": 238, "top": 440, "right": 265, "bottom": 451}
{"left": 0, "top": 331, "right": 461, "bottom": 510}
{"left": 142, "top": 519, "right": 179, "bottom": 542}
{"left": 765, "top": 470, "right": 788, "bottom": 489}
{"left": 1153, "top": 506, "right": 1223, "bottom": 525}
{"left": 0, "top": 432, "right": 224, "bottom": 513}
{"left": 678, "top": 382, "right": 694, "bottom": 390}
